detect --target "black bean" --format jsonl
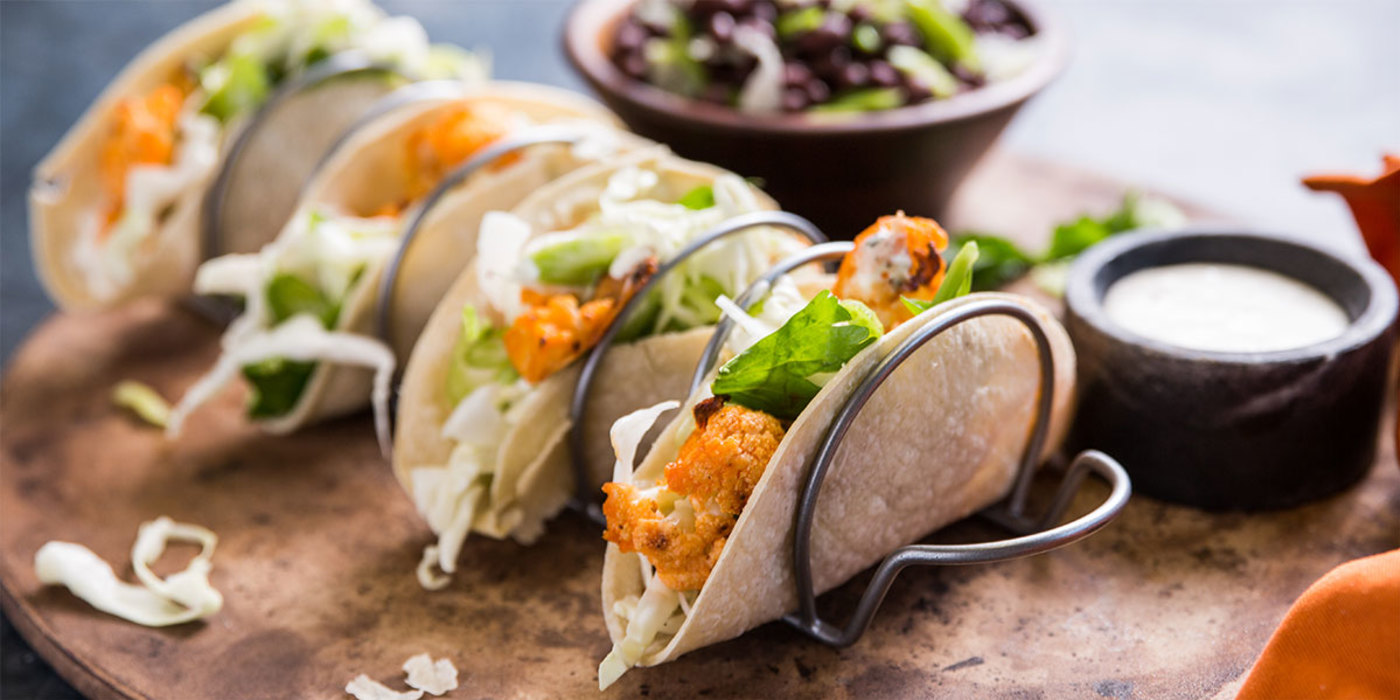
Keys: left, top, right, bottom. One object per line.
{"left": 737, "top": 17, "right": 777, "bottom": 41}
{"left": 616, "top": 19, "right": 649, "bottom": 52}
{"left": 951, "top": 65, "right": 985, "bottom": 88}
{"left": 708, "top": 11, "right": 736, "bottom": 43}
{"left": 810, "top": 46, "right": 851, "bottom": 81}
{"left": 795, "top": 14, "right": 849, "bottom": 54}
{"left": 868, "top": 59, "right": 900, "bottom": 87}
{"left": 782, "top": 86, "right": 811, "bottom": 112}
{"left": 751, "top": 1, "right": 778, "bottom": 23}
{"left": 1001, "top": 25, "right": 1030, "bottom": 40}
{"left": 962, "top": 0, "right": 1012, "bottom": 31}
{"left": 882, "top": 21, "right": 922, "bottom": 48}
{"left": 701, "top": 83, "right": 733, "bottom": 104}
{"left": 904, "top": 82, "right": 933, "bottom": 103}
{"left": 693, "top": 0, "right": 750, "bottom": 18}
{"left": 836, "top": 61, "right": 870, "bottom": 89}
{"left": 847, "top": 5, "right": 871, "bottom": 23}
{"left": 618, "top": 51, "right": 648, "bottom": 79}
{"left": 804, "top": 78, "right": 830, "bottom": 104}
{"left": 783, "top": 61, "right": 814, "bottom": 86}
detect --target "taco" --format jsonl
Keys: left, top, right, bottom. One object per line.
{"left": 30, "top": 0, "right": 486, "bottom": 310}
{"left": 596, "top": 215, "right": 1076, "bottom": 687}
{"left": 392, "top": 148, "right": 812, "bottom": 589}
{"left": 163, "top": 81, "right": 624, "bottom": 447}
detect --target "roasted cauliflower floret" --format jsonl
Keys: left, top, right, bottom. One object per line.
{"left": 602, "top": 397, "right": 786, "bottom": 591}
{"left": 504, "top": 258, "right": 656, "bottom": 383}
{"left": 832, "top": 212, "right": 948, "bottom": 329}
{"left": 402, "top": 102, "right": 520, "bottom": 204}
{"left": 100, "top": 83, "right": 187, "bottom": 228}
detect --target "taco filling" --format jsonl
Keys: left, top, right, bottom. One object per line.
{"left": 165, "top": 98, "right": 540, "bottom": 444}
{"left": 407, "top": 167, "right": 807, "bottom": 588}
{"left": 75, "top": 0, "right": 484, "bottom": 301}
{"left": 597, "top": 214, "right": 976, "bottom": 688}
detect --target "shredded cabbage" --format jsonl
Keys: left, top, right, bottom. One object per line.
{"left": 600, "top": 566, "right": 684, "bottom": 690}
{"left": 34, "top": 516, "right": 222, "bottom": 627}
{"left": 733, "top": 25, "right": 784, "bottom": 114}
{"left": 402, "top": 654, "right": 459, "bottom": 696}
{"left": 345, "top": 675, "right": 424, "bottom": 700}
{"left": 610, "top": 401, "right": 680, "bottom": 483}
{"left": 112, "top": 380, "right": 172, "bottom": 428}
{"left": 166, "top": 314, "right": 396, "bottom": 453}
{"left": 174, "top": 208, "right": 399, "bottom": 439}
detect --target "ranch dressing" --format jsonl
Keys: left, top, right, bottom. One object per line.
{"left": 1103, "top": 263, "right": 1349, "bottom": 352}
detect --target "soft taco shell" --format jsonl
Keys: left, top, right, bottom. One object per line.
{"left": 29, "top": 1, "right": 266, "bottom": 310}
{"left": 257, "top": 83, "right": 624, "bottom": 433}
{"left": 601, "top": 292, "right": 1077, "bottom": 666}
{"left": 393, "top": 148, "right": 780, "bottom": 540}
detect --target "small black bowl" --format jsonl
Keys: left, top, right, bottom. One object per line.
{"left": 1064, "top": 228, "right": 1398, "bottom": 511}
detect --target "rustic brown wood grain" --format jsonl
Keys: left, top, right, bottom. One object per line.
{"left": 2, "top": 152, "right": 1395, "bottom": 699}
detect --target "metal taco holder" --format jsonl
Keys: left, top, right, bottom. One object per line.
{"left": 191, "top": 50, "right": 419, "bottom": 322}
{"left": 373, "top": 123, "right": 627, "bottom": 353}
{"left": 587, "top": 240, "right": 1134, "bottom": 649}
{"left": 567, "top": 211, "right": 831, "bottom": 522}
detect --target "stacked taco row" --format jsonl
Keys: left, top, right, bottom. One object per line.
{"left": 29, "top": 0, "right": 1081, "bottom": 689}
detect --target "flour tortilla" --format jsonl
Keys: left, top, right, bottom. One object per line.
{"left": 29, "top": 1, "right": 265, "bottom": 310}
{"left": 601, "top": 292, "right": 1077, "bottom": 667}
{"left": 393, "top": 149, "right": 782, "bottom": 540}
{"left": 252, "top": 82, "right": 625, "bottom": 433}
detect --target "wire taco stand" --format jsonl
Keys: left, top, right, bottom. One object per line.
{"left": 686, "top": 244, "right": 1133, "bottom": 648}
{"left": 201, "top": 50, "right": 417, "bottom": 260}
{"left": 374, "top": 123, "right": 625, "bottom": 349}
{"left": 189, "top": 51, "right": 419, "bottom": 323}
{"left": 568, "top": 211, "right": 831, "bottom": 522}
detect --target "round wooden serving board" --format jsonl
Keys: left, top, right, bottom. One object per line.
{"left": 3, "top": 152, "right": 1397, "bottom": 699}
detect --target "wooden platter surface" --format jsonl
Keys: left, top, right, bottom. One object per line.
{"left": 3, "top": 152, "right": 1396, "bottom": 699}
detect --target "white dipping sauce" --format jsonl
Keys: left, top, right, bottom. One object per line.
{"left": 1103, "top": 263, "right": 1349, "bottom": 352}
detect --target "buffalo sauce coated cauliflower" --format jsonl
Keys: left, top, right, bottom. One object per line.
{"left": 504, "top": 258, "right": 657, "bottom": 383}
{"left": 602, "top": 397, "right": 786, "bottom": 591}
{"left": 832, "top": 212, "right": 948, "bottom": 329}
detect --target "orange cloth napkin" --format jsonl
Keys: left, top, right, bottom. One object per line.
{"left": 1236, "top": 548, "right": 1400, "bottom": 699}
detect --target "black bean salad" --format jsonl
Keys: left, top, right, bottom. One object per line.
{"left": 611, "top": 0, "right": 1037, "bottom": 114}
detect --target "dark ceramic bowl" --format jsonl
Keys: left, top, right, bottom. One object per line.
{"left": 1064, "top": 229, "right": 1398, "bottom": 511}
{"left": 564, "top": 0, "right": 1068, "bottom": 238}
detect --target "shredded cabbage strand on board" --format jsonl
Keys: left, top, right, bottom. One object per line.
{"left": 34, "top": 516, "right": 222, "bottom": 627}
{"left": 170, "top": 208, "right": 399, "bottom": 446}
{"left": 402, "top": 653, "right": 459, "bottom": 696}
{"left": 346, "top": 675, "right": 424, "bottom": 700}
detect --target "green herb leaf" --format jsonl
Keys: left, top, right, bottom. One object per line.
{"left": 199, "top": 51, "right": 271, "bottom": 123}
{"left": 951, "top": 233, "right": 1035, "bottom": 290}
{"left": 677, "top": 185, "right": 716, "bottom": 210}
{"left": 644, "top": 11, "right": 707, "bottom": 97}
{"left": 528, "top": 230, "right": 630, "bottom": 286}
{"left": 444, "top": 305, "right": 517, "bottom": 406}
{"left": 1045, "top": 192, "right": 1187, "bottom": 261}
{"left": 264, "top": 273, "right": 341, "bottom": 327}
{"left": 712, "top": 291, "right": 883, "bottom": 420}
{"left": 242, "top": 357, "right": 316, "bottom": 419}
{"left": 902, "top": 240, "right": 979, "bottom": 315}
